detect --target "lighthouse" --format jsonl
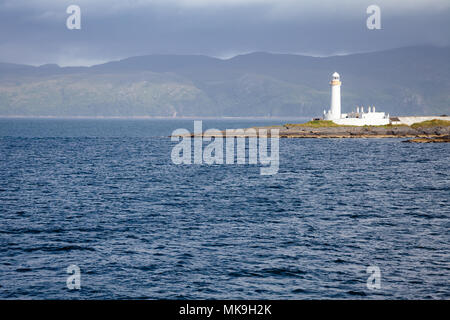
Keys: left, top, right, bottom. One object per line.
{"left": 324, "top": 72, "right": 341, "bottom": 120}
{"left": 330, "top": 72, "right": 341, "bottom": 119}
{"left": 321, "top": 71, "right": 390, "bottom": 126}
{"left": 324, "top": 72, "right": 342, "bottom": 120}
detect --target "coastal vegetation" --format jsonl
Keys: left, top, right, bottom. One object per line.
{"left": 365, "top": 123, "right": 409, "bottom": 128}
{"left": 285, "top": 120, "right": 408, "bottom": 128}
{"left": 276, "top": 118, "right": 450, "bottom": 141}
{"left": 284, "top": 120, "right": 343, "bottom": 128}
{"left": 411, "top": 119, "right": 450, "bottom": 128}
{"left": 285, "top": 119, "right": 449, "bottom": 129}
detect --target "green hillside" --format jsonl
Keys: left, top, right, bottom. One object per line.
{"left": 0, "top": 46, "right": 448, "bottom": 117}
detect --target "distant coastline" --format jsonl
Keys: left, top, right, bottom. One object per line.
{"left": 1, "top": 46, "right": 449, "bottom": 118}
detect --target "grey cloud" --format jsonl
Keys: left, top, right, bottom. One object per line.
{"left": 0, "top": 0, "right": 449, "bottom": 66}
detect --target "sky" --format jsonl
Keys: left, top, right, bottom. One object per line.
{"left": 0, "top": 0, "right": 449, "bottom": 66}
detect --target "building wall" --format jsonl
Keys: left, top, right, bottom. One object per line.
{"left": 333, "top": 118, "right": 390, "bottom": 126}
{"left": 397, "top": 116, "right": 450, "bottom": 126}
{"left": 361, "top": 112, "right": 387, "bottom": 120}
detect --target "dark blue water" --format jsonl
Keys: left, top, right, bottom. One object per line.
{"left": 0, "top": 119, "right": 449, "bottom": 299}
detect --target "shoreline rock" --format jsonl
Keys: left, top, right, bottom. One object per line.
{"left": 173, "top": 125, "right": 450, "bottom": 140}
{"left": 402, "top": 135, "right": 450, "bottom": 143}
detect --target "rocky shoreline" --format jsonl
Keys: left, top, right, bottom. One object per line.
{"left": 172, "top": 119, "right": 450, "bottom": 143}
{"left": 273, "top": 124, "right": 450, "bottom": 140}
{"left": 177, "top": 124, "right": 450, "bottom": 142}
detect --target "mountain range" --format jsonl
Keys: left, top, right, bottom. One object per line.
{"left": 0, "top": 46, "right": 449, "bottom": 117}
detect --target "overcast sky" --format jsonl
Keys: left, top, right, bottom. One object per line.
{"left": 1, "top": 0, "right": 449, "bottom": 66}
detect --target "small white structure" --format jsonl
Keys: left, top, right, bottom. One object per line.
{"left": 323, "top": 72, "right": 390, "bottom": 126}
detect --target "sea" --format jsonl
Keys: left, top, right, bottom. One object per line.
{"left": 0, "top": 118, "right": 448, "bottom": 299}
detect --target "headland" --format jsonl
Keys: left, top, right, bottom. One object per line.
{"left": 181, "top": 119, "right": 450, "bottom": 143}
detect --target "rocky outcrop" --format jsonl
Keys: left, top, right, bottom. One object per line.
{"left": 402, "top": 135, "right": 450, "bottom": 143}
{"left": 272, "top": 125, "right": 450, "bottom": 139}
{"left": 173, "top": 124, "right": 450, "bottom": 141}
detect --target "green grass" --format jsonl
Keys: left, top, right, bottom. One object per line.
{"left": 411, "top": 119, "right": 450, "bottom": 128}
{"left": 284, "top": 120, "right": 343, "bottom": 127}
{"left": 363, "top": 123, "right": 409, "bottom": 128}
{"left": 285, "top": 119, "right": 450, "bottom": 129}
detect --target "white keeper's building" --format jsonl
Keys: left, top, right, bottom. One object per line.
{"left": 323, "top": 72, "right": 390, "bottom": 126}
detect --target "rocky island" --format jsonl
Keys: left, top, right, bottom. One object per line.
{"left": 181, "top": 119, "right": 450, "bottom": 143}
{"left": 271, "top": 119, "right": 450, "bottom": 142}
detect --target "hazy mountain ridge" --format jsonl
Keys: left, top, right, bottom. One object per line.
{"left": 0, "top": 46, "right": 449, "bottom": 117}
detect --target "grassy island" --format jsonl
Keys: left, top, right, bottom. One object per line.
{"left": 187, "top": 118, "right": 450, "bottom": 142}
{"left": 260, "top": 118, "right": 450, "bottom": 141}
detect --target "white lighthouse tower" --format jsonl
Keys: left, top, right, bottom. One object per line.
{"left": 324, "top": 72, "right": 341, "bottom": 120}
{"left": 321, "top": 71, "right": 390, "bottom": 126}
